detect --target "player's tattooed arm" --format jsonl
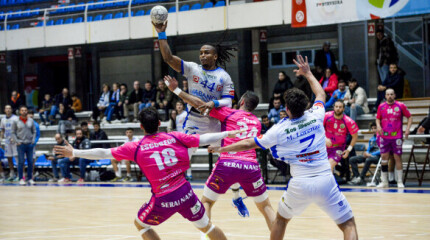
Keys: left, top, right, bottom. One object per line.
{"left": 293, "top": 55, "right": 326, "bottom": 104}
{"left": 208, "top": 138, "right": 258, "bottom": 153}
{"left": 153, "top": 21, "right": 182, "bottom": 73}
{"left": 164, "top": 75, "right": 207, "bottom": 112}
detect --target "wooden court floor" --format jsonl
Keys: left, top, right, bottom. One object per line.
{"left": 0, "top": 183, "right": 430, "bottom": 240}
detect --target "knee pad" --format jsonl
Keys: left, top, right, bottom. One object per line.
{"left": 203, "top": 186, "right": 220, "bottom": 202}
{"left": 135, "top": 217, "right": 152, "bottom": 235}
{"left": 193, "top": 214, "right": 210, "bottom": 229}
{"left": 253, "top": 191, "right": 269, "bottom": 203}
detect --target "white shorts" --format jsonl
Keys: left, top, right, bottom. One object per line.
{"left": 4, "top": 143, "right": 17, "bottom": 157}
{"left": 278, "top": 174, "right": 353, "bottom": 225}
{"left": 184, "top": 111, "right": 221, "bottom": 135}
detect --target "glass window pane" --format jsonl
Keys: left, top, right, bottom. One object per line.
{"left": 285, "top": 51, "right": 297, "bottom": 65}
{"left": 300, "top": 50, "right": 312, "bottom": 63}
{"left": 271, "top": 52, "right": 283, "bottom": 66}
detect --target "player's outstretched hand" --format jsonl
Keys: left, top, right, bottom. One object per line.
{"left": 227, "top": 129, "right": 246, "bottom": 138}
{"left": 208, "top": 146, "right": 221, "bottom": 153}
{"left": 53, "top": 140, "right": 74, "bottom": 158}
{"left": 293, "top": 55, "right": 311, "bottom": 76}
{"left": 152, "top": 20, "right": 168, "bottom": 33}
{"left": 163, "top": 75, "right": 179, "bottom": 92}
{"left": 198, "top": 102, "right": 215, "bottom": 116}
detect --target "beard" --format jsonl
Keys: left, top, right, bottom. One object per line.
{"left": 334, "top": 111, "right": 343, "bottom": 117}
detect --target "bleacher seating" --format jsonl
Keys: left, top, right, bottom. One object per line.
{"left": 103, "top": 13, "right": 112, "bottom": 19}
{"left": 179, "top": 4, "right": 189, "bottom": 12}
{"left": 215, "top": 0, "right": 225, "bottom": 7}
{"left": 94, "top": 14, "right": 102, "bottom": 21}
{"left": 191, "top": 3, "right": 201, "bottom": 10}
{"left": 65, "top": 18, "right": 73, "bottom": 24}
{"left": 203, "top": 2, "right": 213, "bottom": 8}
{"left": 168, "top": 6, "right": 176, "bottom": 13}
{"left": 135, "top": 9, "right": 144, "bottom": 16}
{"left": 114, "top": 12, "right": 123, "bottom": 18}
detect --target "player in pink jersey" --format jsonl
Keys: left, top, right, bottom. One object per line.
{"left": 376, "top": 88, "right": 412, "bottom": 188}
{"left": 54, "top": 107, "right": 245, "bottom": 240}
{"left": 324, "top": 100, "right": 359, "bottom": 172}
{"left": 164, "top": 75, "right": 276, "bottom": 234}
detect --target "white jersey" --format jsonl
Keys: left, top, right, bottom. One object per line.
{"left": 181, "top": 60, "right": 235, "bottom": 135}
{"left": 1, "top": 115, "right": 18, "bottom": 144}
{"left": 254, "top": 101, "right": 331, "bottom": 177}
{"left": 176, "top": 110, "right": 187, "bottom": 133}
{"left": 125, "top": 136, "right": 139, "bottom": 143}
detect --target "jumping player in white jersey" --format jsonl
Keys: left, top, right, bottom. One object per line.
{"left": 153, "top": 21, "right": 249, "bottom": 217}
{"left": 209, "top": 56, "right": 358, "bottom": 240}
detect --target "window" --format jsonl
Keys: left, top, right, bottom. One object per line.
{"left": 270, "top": 52, "right": 283, "bottom": 66}
{"left": 269, "top": 49, "right": 316, "bottom": 68}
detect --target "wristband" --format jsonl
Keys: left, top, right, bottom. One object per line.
{"left": 347, "top": 146, "right": 353, "bottom": 152}
{"left": 213, "top": 100, "right": 219, "bottom": 108}
{"left": 173, "top": 88, "right": 182, "bottom": 95}
{"left": 158, "top": 32, "right": 167, "bottom": 40}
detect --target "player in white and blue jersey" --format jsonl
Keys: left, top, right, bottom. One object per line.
{"left": 153, "top": 21, "right": 250, "bottom": 219}
{"left": 209, "top": 56, "right": 358, "bottom": 240}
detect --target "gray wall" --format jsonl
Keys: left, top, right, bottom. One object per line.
{"left": 100, "top": 54, "right": 152, "bottom": 88}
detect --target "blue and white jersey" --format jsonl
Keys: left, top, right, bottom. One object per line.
{"left": 181, "top": 60, "right": 235, "bottom": 135}
{"left": 254, "top": 101, "right": 331, "bottom": 177}
{"left": 181, "top": 60, "right": 235, "bottom": 104}
{"left": 0, "top": 115, "right": 18, "bottom": 144}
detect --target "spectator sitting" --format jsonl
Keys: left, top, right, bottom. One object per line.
{"left": 80, "top": 121, "right": 91, "bottom": 139}
{"left": 47, "top": 133, "right": 66, "bottom": 182}
{"left": 110, "top": 128, "right": 138, "bottom": 182}
{"left": 268, "top": 98, "right": 284, "bottom": 123}
{"left": 311, "top": 65, "right": 324, "bottom": 83}
{"left": 375, "top": 63, "right": 405, "bottom": 109}
{"left": 139, "top": 81, "right": 156, "bottom": 111}
{"left": 50, "top": 88, "right": 72, "bottom": 123}
{"left": 293, "top": 75, "right": 312, "bottom": 100}
{"left": 183, "top": 80, "right": 189, "bottom": 93}
{"left": 57, "top": 103, "right": 77, "bottom": 137}
{"left": 92, "top": 84, "right": 110, "bottom": 122}
{"left": 117, "top": 83, "right": 128, "bottom": 121}
{"left": 71, "top": 128, "right": 92, "bottom": 183}
{"left": 123, "top": 81, "right": 143, "bottom": 123}
{"left": 12, "top": 106, "right": 36, "bottom": 185}
{"left": 105, "top": 83, "right": 121, "bottom": 123}
{"left": 175, "top": 101, "right": 187, "bottom": 133}
{"left": 167, "top": 110, "right": 177, "bottom": 133}
{"left": 273, "top": 71, "right": 293, "bottom": 99}
{"left": 411, "top": 106, "right": 430, "bottom": 144}
{"left": 90, "top": 121, "right": 109, "bottom": 148}
{"left": 260, "top": 115, "right": 273, "bottom": 134}
{"left": 376, "top": 30, "right": 398, "bottom": 82}
{"left": 39, "top": 93, "right": 53, "bottom": 126}
{"left": 9, "top": 91, "right": 25, "bottom": 115}
{"left": 344, "top": 78, "right": 369, "bottom": 121}
{"left": 319, "top": 68, "right": 338, "bottom": 97}
{"left": 338, "top": 65, "right": 352, "bottom": 83}
{"left": 156, "top": 79, "right": 173, "bottom": 121}
{"left": 348, "top": 122, "right": 380, "bottom": 185}
{"left": 71, "top": 93, "right": 82, "bottom": 113}
{"left": 279, "top": 110, "right": 287, "bottom": 120}
{"left": 325, "top": 80, "right": 347, "bottom": 109}
{"left": 314, "top": 41, "right": 338, "bottom": 73}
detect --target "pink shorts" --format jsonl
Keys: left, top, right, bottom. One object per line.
{"left": 327, "top": 147, "right": 344, "bottom": 163}
{"left": 206, "top": 159, "right": 266, "bottom": 197}
{"left": 137, "top": 181, "right": 205, "bottom": 226}
{"left": 379, "top": 138, "right": 403, "bottom": 155}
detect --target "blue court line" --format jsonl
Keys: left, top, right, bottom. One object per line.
{"left": 1, "top": 182, "right": 430, "bottom": 194}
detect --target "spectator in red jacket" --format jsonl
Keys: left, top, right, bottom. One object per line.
{"left": 319, "top": 68, "right": 338, "bottom": 97}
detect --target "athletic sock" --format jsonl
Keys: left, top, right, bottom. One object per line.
{"left": 231, "top": 183, "right": 241, "bottom": 200}
{"left": 186, "top": 168, "right": 192, "bottom": 177}
{"left": 388, "top": 171, "right": 394, "bottom": 182}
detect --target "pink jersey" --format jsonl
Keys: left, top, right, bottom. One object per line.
{"left": 323, "top": 111, "right": 359, "bottom": 148}
{"left": 376, "top": 101, "right": 411, "bottom": 139}
{"left": 210, "top": 107, "right": 261, "bottom": 162}
{"left": 111, "top": 132, "right": 199, "bottom": 197}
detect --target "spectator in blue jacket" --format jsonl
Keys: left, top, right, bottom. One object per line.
{"left": 325, "top": 80, "right": 347, "bottom": 109}
{"left": 105, "top": 83, "right": 121, "bottom": 122}
{"left": 348, "top": 122, "right": 380, "bottom": 185}
{"left": 268, "top": 98, "right": 285, "bottom": 123}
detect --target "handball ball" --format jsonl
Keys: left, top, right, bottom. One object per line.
{"left": 151, "top": 5, "right": 168, "bottom": 24}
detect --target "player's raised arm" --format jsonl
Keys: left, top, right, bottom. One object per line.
{"left": 54, "top": 141, "right": 114, "bottom": 159}
{"left": 293, "top": 55, "right": 326, "bottom": 104}
{"left": 153, "top": 21, "right": 182, "bottom": 73}
{"left": 164, "top": 75, "right": 206, "bottom": 111}
{"left": 208, "top": 138, "right": 258, "bottom": 153}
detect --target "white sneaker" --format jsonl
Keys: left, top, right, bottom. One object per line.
{"left": 19, "top": 179, "right": 26, "bottom": 185}
{"left": 200, "top": 232, "right": 209, "bottom": 240}
{"left": 397, "top": 182, "right": 405, "bottom": 188}
{"left": 29, "top": 179, "right": 35, "bottom": 185}
{"left": 376, "top": 181, "right": 388, "bottom": 188}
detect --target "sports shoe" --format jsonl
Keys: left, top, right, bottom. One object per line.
{"left": 376, "top": 181, "right": 388, "bottom": 188}
{"left": 232, "top": 197, "right": 249, "bottom": 217}
{"left": 48, "top": 178, "right": 58, "bottom": 182}
{"left": 19, "top": 179, "right": 26, "bottom": 185}
{"left": 397, "top": 182, "right": 405, "bottom": 188}
{"left": 77, "top": 178, "right": 85, "bottom": 183}
{"left": 122, "top": 176, "right": 131, "bottom": 182}
{"left": 200, "top": 232, "right": 210, "bottom": 240}
{"left": 29, "top": 179, "right": 35, "bottom": 185}
{"left": 6, "top": 176, "right": 15, "bottom": 182}
{"left": 110, "top": 177, "right": 121, "bottom": 182}
{"left": 58, "top": 178, "right": 71, "bottom": 183}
